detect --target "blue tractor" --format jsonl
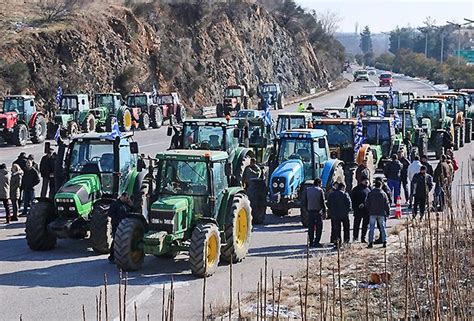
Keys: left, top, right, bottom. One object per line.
{"left": 267, "top": 129, "right": 345, "bottom": 226}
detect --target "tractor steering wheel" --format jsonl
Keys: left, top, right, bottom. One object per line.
{"left": 200, "top": 140, "right": 211, "bottom": 149}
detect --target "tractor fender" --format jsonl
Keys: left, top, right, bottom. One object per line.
{"left": 233, "top": 147, "right": 255, "bottom": 174}
{"left": 356, "top": 144, "right": 371, "bottom": 165}
{"left": 321, "top": 159, "right": 344, "bottom": 191}
{"left": 124, "top": 168, "right": 142, "bottom": 196}
{"left": 28, "top": 112, "right": 43, "bottom": 128}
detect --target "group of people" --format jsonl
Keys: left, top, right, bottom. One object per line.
{"left": 1, "top": 149, "right": 56, "bottom": 224}
{"left": 302, "top": 150, "right": 457, "bottom": 249}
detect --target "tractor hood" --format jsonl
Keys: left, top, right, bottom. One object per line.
{"left": 151, "top": 195, "right": 192, "bottom": 212}
{"left": 269, "top": 159, "right": 304, "bottom": 197}
{"left": 149, "top": 196, "right": 194, "bottom": 234}
{"left": 54, "top": 113, "right": 73, "bottom": 126}
{"left": 0, "top": 112, "right": 18, "bottom": 129}
{"left": 55, "top": 174, "right": 101, "bottom": 218}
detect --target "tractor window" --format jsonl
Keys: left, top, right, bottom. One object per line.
{"left": 248, "top": 124, "right": 264, "bottom": 146}
{"left": 61, "top": 97, "right": 78, "bottom": 111}
{"left": 313, "top": 140, "right": 328, "bottom": 163}
{"left": 95, "top": 95, "right": 115, "bottom": 110}
{"left": 225, "top": 127, "right": 238, "bottom": 152}
{"left": 183, "top": 124, "right": 224, "bottom": 151}
{"left": 212, "top": 162, "right": 226, "bottom": 194}
{"left": 314, "top": 124, "right": 353, "bottom": 148}
{"left": 224, "top": 88, "right": 242, "bottom": 97}
{"left": 3, "top": 99, "right": 24, "bottom": 113}
{"left": 127, "top": 95, "right": 147, "bottom": 107}
{"left": 354, "top": 104, "right": 379, "bottom": 117}
{"left": 413, "top": 101, "right": 441, "bottom": 120}
{"left": 69, "top": 142, "right": 115, "bottom": 173}
{"left": 159, "top": 160, "right": 208, "bottom": 196}
{"left": 157, "top": 95, "right": 173, "bottom": 104}
{"left": 261, "top": 85, "right": 277, "bottom": 93}
{"left": 119, "top": 143, "right": 133, "bottom": 174}
{"left": 454, "top": 97, "right": 466, "bottom": 112}
{"left": 364, "top": 122, "right": 391, "bottom": 144}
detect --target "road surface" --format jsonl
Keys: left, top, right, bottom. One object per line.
{"left": 1, "top": 73, "right": 469, "bottom": 321}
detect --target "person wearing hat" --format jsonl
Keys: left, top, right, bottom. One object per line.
{"left": 40, "top": 148, "right": 56, "bottom": 198}
{"left": 13, "top": 152, "right": 28, "bottom": 171}
{"left": 0, "top": 163, "right": 12, "bottom": 223}
{"left": 327, "top": 182, "right": 352, "bottom": 247}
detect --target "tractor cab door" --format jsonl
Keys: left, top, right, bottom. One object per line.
{"left": 211, "top": 161, "right": 227, "bottom": 217}
{"left": 312, "top": 138, "right": 329, "bottom": 179}
{"left": 23, "top": 99, "right": 35, "bottom": 122}
{"left": 118, "top": 138, "right": 137, "bottom": 194}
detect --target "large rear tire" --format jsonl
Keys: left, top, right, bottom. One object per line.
{"left": 114, "top": 218, "right": 145, "bottom": 271}
{"left": 150, "top": 106, "right": 163, "bottom": 129}
{"left": 12, "top": 124, "right": 28, "bottom": 146}
{"left": 120, "top": 109, "right": 133, "bottom": 132}
{"left": 178, "top": 105, "right": 186, "bottom": 123}
{"left": 68, "top": 121, "right": 79, "bottom": 136}
{"left": 234, "top": 153, "right": 251, "bottom": 187}
{"left": 189, "top": 223, "right": 221, "bottom": 277}
{"left": 82, "top": 114, "right": 96, "bottom": 133}
{"left": 465, "top": 119, "right": 472, "bottom": 143}
{"left": 31, "top": 114, "right": 47, "bottom": 144}
{"left": 221, "top": 193, "right": 252, "bottom": 263}
{"left": 26, "top": 201, "right": 57, "bottom": 251}
{"left": 90, "top": 202, "right": 112, "bottom": 254}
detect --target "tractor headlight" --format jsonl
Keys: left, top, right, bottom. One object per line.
{"left": 272, "top": 182, "right": 278, "bottom": 188}
{"left": 68, "top": 207, "right": 75, "bottom": 211}
{"left": 58, "top": 207, "right": 64, "bottom": 211}
{"left": 279, "top": 182, "right": 285, "bottom": 188}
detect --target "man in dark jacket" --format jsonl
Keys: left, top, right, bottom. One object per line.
{"left": 420, "top": 155, "right": 433, "bottom": 176}
{"left": 412, "top": 165, "right": 433, "bottom": 219}
{"left": 13, "top": 152, "right": 28, "bottom": 171}
{"left": 399, "top": 154, "right": 410, "bottom": 204}
{"left": 365, "top": 179, "right": 390, "bottom": 248}
{"left": 355, "top": 159, "right": 371, "bottom": 185}
{"left": 327, "top": 183, "right": 352, "bottom": 246}
{"left": 302, "top": 178, "right": 326, "bottom": 247}
{"left": 40, "top": 148, "right": 55, "bottom": 198}
{"left": 433, "top": 155, "right": 450, "bottom": 211}
{"left": 21, "top": 160, "right": 40, "bottom": 216}
{"left": 383, "top": 154, "right": 403, "bottom": 205}
{"left": 107, "top": 192, "right": 133, "bottom": 262}
{"left": 350, "top": 178, "right": 371, "bottom": 243}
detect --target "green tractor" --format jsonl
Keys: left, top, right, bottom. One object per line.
{"left": 50, "top": 94, "right": 96, "bottom": 138}
{"left": 275, "top": 112, "right": 312, "bottom": 134}
{"left": 25, "top": 133, "right": 146, "bottom": 253}
{"left": 441, "top": 91, "right": 474, "bottom": 143}
{"left": 113, "top": 149, "right": 252, "bottom": 277}
{"left": 91, "top": 93, "right": 133, "bottom": 132}
{"left": 168, "top": 118, "right": 255, "bottom": 186}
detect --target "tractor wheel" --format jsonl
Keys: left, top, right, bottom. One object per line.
{"left": 132, "top": 174, "right": 151, "bottom": 221}
{"left": 30, "top": 114, "right": 47, "bottom": 144}
{"left": 460, "top": 123, "right": 465, "bottom": 147}
{"left": 47, "top": 122, "right": 57, "bottom": 139}
{"left": 12, "top": 124, "right": 28, "bottom": 146}
{"left": 221, "top": 193, "right": 252, "bottom": 263}
{"left": 82, "top": 114, "right": 96, "bottom": 133}
{"left": 178, "top": 105, "right": 186, "bottom": 123}
{"left": 272, "top": 208, "right": 288, "bottom": 217}
{"left": 105, "top": 116, "right": 117, "bottom": 132}
{"left": 216, "top": 103, "right": 224, "bottom": 117}
{"left": 120, "top": 109, "right": 133, "bottom": 132}
{"left": 114, "top": 218, "right": 145, "bottom": 271}
{"left": 68, "top": 121, "right": 79, "bottom": 136}
{"left": 234, "top": 153, "right": 251, "bottom": 187}
{"left": 150, "top": 107, "right": 163, "bottom": 129}
{"left": 139, "top": 112, "right": 150, "bottom": 130}
{"left": 26, "top": 201, "right": 57, "bottom": 251}
{"left": 90, "top": 202, "right": 112, "bottom": 254}
{"left": 453, "top": 125, "right": 460, "bottom": 151}
{"left": 189, "top": 223, "right": 221, "bottom": 277}
{"left": 465, "top": 119, "right": 472, "bottom": 143}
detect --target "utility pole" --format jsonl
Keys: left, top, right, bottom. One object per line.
{"left": 447, "top": 20, "right": 470, "bottom": 65}
{"left": 440, "top": 34, "right": 444, "bottom": 63}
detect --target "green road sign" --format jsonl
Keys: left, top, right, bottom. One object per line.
{"left": 458, "top": 50, "right": 474, "bottom": 63}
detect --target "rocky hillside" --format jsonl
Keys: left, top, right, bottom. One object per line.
{"left": 0, "top": 1, "right": 345, "bottom": 112}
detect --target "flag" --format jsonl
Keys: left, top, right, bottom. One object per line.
{"left": 54, "top": 127, "right": 60, "bottom": 142}
{"left": 261, "top": 96, "right": 272, "bottom": 126}
{"left": 152, "top": 84, "right": 157, "bottom": 98}
{"left": 388, "top": 84, "right": 394, "bottom": 108}
{"left": 393, "top": 109, "right": 401, "bottom": 129}
{"left": 378, "top": 102, "right": 385, "bottom": 117}
{"left": 354, "top": 115, "right": 366, "bottom": 154}
{"left": 110, "top": 118, "right": 120, "bottom": 138}
{"left": 55, "top": 85, "right": 63, "bottom": 105}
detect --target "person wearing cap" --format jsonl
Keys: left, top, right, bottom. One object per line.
{"left": 107, "top": 192, "right": 133, "bottom": 263}
{"left": 40, "top": 148, "right": 56, "bottom": 198}
{"left": 327, "top": 182, "right": 352, "bottom": 247}
{"left": 13, "top": 152, "right": 28, "bottom": 171}
{"left": 0, "top": 163, "right": 12, "bottom": 223}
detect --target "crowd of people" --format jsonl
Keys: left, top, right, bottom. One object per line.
{"left": 1, "top": 149, "right": 56, "bottom": 224}
{"left": 302, "top": 150, "right": 458, "bottom": 249}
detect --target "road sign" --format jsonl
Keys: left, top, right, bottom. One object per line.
{"left": 458, "top": 50, "right": 474, "bottom": 63}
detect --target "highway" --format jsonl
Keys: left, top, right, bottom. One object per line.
{"left": 1, "top": 73, "right": 470, "bottom": 321}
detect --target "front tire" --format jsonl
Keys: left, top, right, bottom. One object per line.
{"left": 68, "top": 121, "right": 79, "bottom": 136}
{"left": 12, "top": 124, "right": 28, "bottom": 146}
{"left": 26, "top": 201, "right": 57, "bottom": 251}
{"left": 90, "top": 202, "right": 112, "bottom": 254}
{"left": 465, "top": 119, "right": 472, "bottom": 143}
{"left": 114, "top": 218, "right": 145, "bottom": 271}
{"left": 221, "top": 193, "right": 252, "bottom": 263}
{"left": 120, "top": 109, "right": 133, "bottom": 132}
{"left": 150, "top": 106, "right": 163, "bottom": 129}
{"left": 82, "top": 114, "right": 96, "bottom": 133}
{"left": 234, "top": 153, "right": 251, "bottom": 187}
{"left": 189, "top": 223, "right": 221, "bottom": 277}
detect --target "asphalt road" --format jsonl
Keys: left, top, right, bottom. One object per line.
{"left": 1, "top": 72, "right": 470, "bottom": 321}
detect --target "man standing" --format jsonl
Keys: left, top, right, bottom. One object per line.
{"left": 365, "top": 179, "right": 390, "bottom": 248}
{"left": 0, "top": 164, "right": 11, "bottom": 224}
{"left": 412, "top": 165, "right": 433, "bottom": 219}
{"left": 13, "top": 152, "right": 28, "bottom": 171}
{"left": 420, "top": 155, "right": 433, "bottom": 176}
{"left": 383, "top": 154, "right": 403, "bottom": 204}
{"left": 350, "top": 177, "right": 371, "bottom": 243}
{"left": 433, "top": 155, "right": 451, "bottom": 211}
{"left": 302, "top": 178, "right": 326, "bottom": 247}
{"left": 242, "top": 158, "right": 261, "bottom": 188}
{"left": 40, "top": 148, "right": 55, "bottom": 198}
{"left": 355, "top": 159, "right": 371, "bottom": 185}
{"left": 327, "top": 183, "right": 352, "bottom": 246}
{"left": 297, "top": 102, "right": 305, "bottom": 112}
{"left": 407, "top": 156, "right": 422, "bottom": 208}
{"left": 21, "top": 160, "right": 40, "bottom": 216}
{"left": 107, "top": 192, "right": 133, "bottom": 263}
{"left": 400, "top": 154, "right": 410, "bottom": 204}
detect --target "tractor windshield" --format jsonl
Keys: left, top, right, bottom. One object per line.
{"left": 159, "top": 160, "right": 208, "bottom": 196}
{"left": 454, "top": 96, "right": 466, "bottom": 112}
{"left": 95, "top": 95, "right": 116, "bottom": 111}
{"left": 224, "top": 88, "right": 242, "bottom": 97}
{"left": 183, "top": 124, "right": 225, "bottom": 151}
{"left": 278, "top": 138, "right": 323, "bottom": 181}
{"left": 248, "top": 123, "right": 266, "bottom": 146}
{"left": 276, "top": 116, "right": 306, "bottom": 133}
{"left": 315, "top": 124, "right": 354, "bottom": 148}
{"left": 156, "top": 95, "right": 173, "bottom": 105}
{"left": 127, "top": 95, "right": 147, "bottom": 107}
{"left": 364, "top": 122, "right": 391, "bottom": 145}
{"left": 261, "top": 85, "right": 277, "bottom": 93}
{"left": 3, "top": 98, "right": 24, "bottom": 113}
{"left": 69, "top": 141, "right": 115, "bottom": 173}
{"left": 354, "top": 104, "right": 380, "bottom": 117}
{"left": 413, "top": 101, "right": 441, "bottom": 120}
{"left": 60, "top": 97, "right": 78, "bottom": 112}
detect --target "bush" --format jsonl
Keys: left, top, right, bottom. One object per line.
{"left": 38, "top": 0, "right": 86, "bottom": 22}
{"left": 0, "top": 61, "right": 30, "bottom": 94}
{"left": 114, "top": 66, "right": 139, "bottom": 96}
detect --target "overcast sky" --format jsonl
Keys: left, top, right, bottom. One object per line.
{"left": 296, "top": 0, "right": 473, "bottom": 33}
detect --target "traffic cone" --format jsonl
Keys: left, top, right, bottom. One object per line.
{"left": 395, "top": 196, "right": 402, "bottom": 219}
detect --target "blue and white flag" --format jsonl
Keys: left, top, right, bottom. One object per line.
{"left": 261, "top": 95, "right": 272, "bottom": 126}
{"left": 378, "top": 103, "right": 385, "bottom": 118}
{"left": 55, "top": 85, "right": 63, "bottom": 105}
{"left": 54, "top": 127, "right": 60, "bottom": 142}
{"left": 388, "top": 84, "right": 394, "bottom": 108}
{"left": 152, "top": 84, "right": 157, "bottom": 98}
{"left": 393, "top": 109, "right": 401, "bottom": 129}
{"left": 110, "top": 118, "right": 121, "bottom": 138}
{"left": 354, "top": 115, "right": 365, "bottom": 154}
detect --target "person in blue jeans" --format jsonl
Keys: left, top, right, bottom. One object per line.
{"left": 383, "top": 154, "right": 403, "bottom": 205}
{"left": 365, "top": 179, "right": 390, "bottom": 248}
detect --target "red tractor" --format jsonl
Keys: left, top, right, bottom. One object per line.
{"left": 0, "top": 95, "right": 47, "bottom": 146}
{"left": 216, "top": 85, "right": 249, "bottom": 117}
{"left": 155, "top": 92, "right": 186, "bottom": 125}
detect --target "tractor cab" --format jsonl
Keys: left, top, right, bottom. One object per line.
{"left": 94, "top": 93, "right": 123, "bottom": 113}
{"left": 60, "top": 94, "right": 90, "bottom": 114}
{"left": 459, "top": 89, "right": 474, "bottom": 104}
{"left": 324, "top": 107, "right": 353, "bottom": 119}
{"left": 257, "top": 83, "right": 284, "bottom": 110}
{"left": 126, "top": 92, "right": 153, "bottom": 109}
{"left": 312, "top": 119, "right": 357, "bottom": 163}
{"left": 408, "top": 98, "right": 447, "bottom": 135}
{"left": 2, "top": 95, "right": 35, "bottom": 117}
{"left": 374, "top": 93, "right": 390, "bottom": 109}
{"left": 353, "top": 100, "right": 384, "bottom": 117}
{"left": 441, "top": 92, "right": 470, "bottom": 113}
{"left": 276, "top": 112, "right": 312, "bottom": 134}
{"left": 217, "top": 85, "right": 249, "bottom": 117}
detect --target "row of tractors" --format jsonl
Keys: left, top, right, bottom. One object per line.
{"left": 0, "top": 92, "right": 186, "bottom": 146}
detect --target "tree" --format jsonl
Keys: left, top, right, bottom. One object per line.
{"left": 38, "top": 0, "right": 86, "bottom": 22}
{"left": 359, "top": 26, "right": 373, "bottom": 54}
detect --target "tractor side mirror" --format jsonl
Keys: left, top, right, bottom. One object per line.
{"left": 318, "top": 138, "right": 326, "bottom": 149}
{"left": 30, "top": 101, "right": 34, "bottom": 107}
{"left": 44, "top": 141, "right": 51, "bottom": 154}
{"left": 167, "top": 127, "right": 173, "bottom": 136}
{"left": 233, "top": 128, "right": 240, "bottom": 138}
{"left": 225, "top": 163, "right": 232, "bottom": 176}
{"left": 130, "top": 142, "right": 139, "bottom": 154}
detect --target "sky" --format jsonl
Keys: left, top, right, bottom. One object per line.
{"left": 296, "top": 0, "right": 474, "bottom": 33}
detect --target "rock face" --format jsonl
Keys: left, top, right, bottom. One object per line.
{"left": 0, "top": 1, "right": 343, "bottom": 111}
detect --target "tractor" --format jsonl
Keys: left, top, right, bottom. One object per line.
{"left": 312, "top": 118, "right": 375, "bottom": 191}
{"left": 90, "top": 93, "right": 133, "bottom": 132}
{"left": 267, "top": 129, "right": 345, "bottom": 226}
{"left": 50, "top": 94, "right": 96, "bottom": 138}
{"left": 25, "top": 132, "right": 146, "bottom": 253}
{"left": 0, "top": 95, "right": 47, "bottom": 146}
{"left": 361, "top": 117, "right": 406, "bottom": 169}
{"left": 441, "top": 91, "right": 474, "bottom": 143}
{"left": 126, "top": 92, "right": 164, "bottom": 130}
{"left": 155, "top": 92, "right": 186, "bottom": 125}
{"left": 275, "top": 112, "right": 312, "bottom": 134}
{"left": 168, "top": 118, "right": 254, "bottom": 186}
{"left": 257, "top": 83, "right": 284, "bottom": 110}
{"left": 323, "top": 107, "right": 354, "bottom": 119}
{"left": 352, "top": 100, "right": 385, "bottom": 118}
{"left": 406, "top": 98, "right": 454, "bottom": 159}
{"left": 216, "top": 85, "right": 249, "bottom": 117}
{"left": 112, "top": 149, "right": 252, "bottom": 277}
{"left": 376, "top": 90, "right": 416, "bottom": 109}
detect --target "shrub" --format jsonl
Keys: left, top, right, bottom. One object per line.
{"left": 0, "top": 61, "right": 30, "bottom": 94}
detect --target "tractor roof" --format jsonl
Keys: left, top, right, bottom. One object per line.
{"left": 4, "top": 95, "right": 35, "bottom": 100}
{"left": 280, "top": 129, "right": 327, "bottom": 139}
{"left": 362, "top": 117, "right": 393, "bottom": 123}
{"left": 156, "top": 149, "right": 228, "bottom": 162}
{"left": 313, "top": 118, "right": 357, "bottom": 125}
{"left": 278, "top": 112, "right": 309, "bottom": 117}
{"left": 429, "top": 94, "right": 457, "bottom": 99}
{"left": 71, "top": 132, "right": 133, "bottom": 141}
{"left": 184, "top": 118, "right": 239, "bottom": 126}
{"left": 95, "top": 92, "right": 121, "bottom": 96}
{"left": 460, "top": 89, "right": 474, "bottom": 93}
{"left": 441, "top": 91, "right": 468, "bottom": 97}
{"left": 411, "top": 98, "right": 443, "bottom": 102}
{"left": 386, "top": 108, "right": 414, "bottom": 114}
{"left": 127, "top": 92, "right": 151, "bottom": 96}
{"left": 355, "top": 100, "right": 380, "bottom": 105}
